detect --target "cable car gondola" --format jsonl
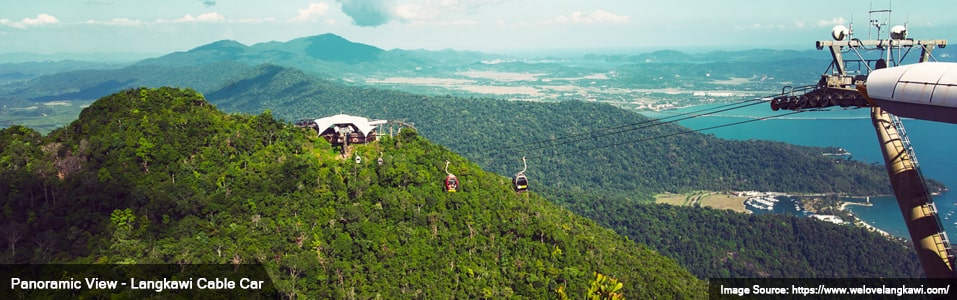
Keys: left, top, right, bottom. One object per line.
{"left": 444, "top": 160, "right": 459, "bottom": 193}
{"left": 513, "top": 156, "right": 528, "bottom": 193}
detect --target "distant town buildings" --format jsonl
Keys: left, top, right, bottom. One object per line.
{"left": 810, "top": 214, "right": 845, "bottom": 225}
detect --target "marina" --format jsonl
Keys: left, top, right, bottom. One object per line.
{"left": 744, "top": 195, "right": 779, "bottom": 211}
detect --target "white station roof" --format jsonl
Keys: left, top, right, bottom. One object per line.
{"left": 867, "top": 62, "right": 957, "bottom": 108}
{"left": 312, "top": 114, "right": 387, "bottom": 136}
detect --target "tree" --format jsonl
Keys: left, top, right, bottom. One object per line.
{"left": 1, "top": 222, "right": 25, "bottom": 262}
{"left": 587, "top": 272, "right": 625, "bottom": 300}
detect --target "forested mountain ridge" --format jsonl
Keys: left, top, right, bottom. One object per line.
{"left": 0, "top": 60, "right": 910, "bottom": 198}
{"left": 0, "top": 87, "right": 706, "bottom": 298}
{"left": 3, "top": 61, "right": 256, "bottom": 101}
{"left": 204, "top": 64, "right": 901, "bottom": 198}
{"left": 200, "top": 66, "right": 928, "bottom": 278}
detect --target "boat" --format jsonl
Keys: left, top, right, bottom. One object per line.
{"left": 746, "top": 196, "right": 777, "bottom": 210}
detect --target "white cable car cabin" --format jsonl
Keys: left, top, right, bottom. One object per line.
{"left": 513, "top": 156, "right": 528, "bottom": 193}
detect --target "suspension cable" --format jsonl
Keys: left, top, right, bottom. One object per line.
{"left": 502, "top": 97, "right": 770, "bottom": 153}
{"left": 526, "top": 110, "right": 806, "bottom": 159}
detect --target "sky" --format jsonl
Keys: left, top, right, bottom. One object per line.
{"left": 1, "top": 0, "right": 956, "bottom": 56}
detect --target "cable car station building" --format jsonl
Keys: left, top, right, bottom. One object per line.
{"left": 296, "top": 114, "right": 388, "bottom": 149}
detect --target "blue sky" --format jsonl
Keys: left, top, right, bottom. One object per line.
{"left": 1, "top": 0, "right": 955, "bottom": 55}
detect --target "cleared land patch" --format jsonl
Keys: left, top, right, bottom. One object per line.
{"left": 655, "top": 191, "right": 749, "bottom": 213}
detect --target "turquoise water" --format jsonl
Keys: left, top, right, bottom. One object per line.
{"left": 643, "top": 103, "right": 957, "bottom": 240}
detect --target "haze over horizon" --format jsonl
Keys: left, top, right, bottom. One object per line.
{"left": 2, "top": 0, "right": 956, "bottom": 58}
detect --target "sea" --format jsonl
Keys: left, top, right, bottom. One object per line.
{"left": 643, "top": 103, "right": 957, "bottom": 240}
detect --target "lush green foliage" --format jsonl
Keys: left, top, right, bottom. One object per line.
{"left": 0, "top": 43, "right": 941, "bottom": 198}
{"left": 544, "top": 187, "right": 923, "bottom": 278}
{"left": 1, "top": 87, "right": 706, "bottom": 298}
{"left": 586, "top": 272, "right": 625, "bottom": 300}
{"left": 1, "top": 46, "right": 931, "bottom": 282}
{"left": 203, "top": 65, "right": 897, "bottom": 199}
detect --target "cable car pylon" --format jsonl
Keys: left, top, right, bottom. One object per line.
{"left": 772, "top": 7, "right": 955, "bottom": 278}
{"left": 861, "top": 92, "right": 956, "bottom": 278}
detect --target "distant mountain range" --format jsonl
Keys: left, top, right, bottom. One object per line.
{"left": 4, "top": 33, "right": 954, "bottom": 106}
{"left": 10, "top": 32, "right": 955, "bottom": 87}
{"left": 0, "top": 52, "right": 160, "bottom": 64}
{"left": 0, "top": 33, "right": 822, "bottom": 103}
{"left": 0, "top": 33, "right": 922, "bottom": 198}
{"left": 129, "top": 33, "right": 505, "bottom": 78}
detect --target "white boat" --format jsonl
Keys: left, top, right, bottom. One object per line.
{"left": 746, "top": 197, "right": 775, "bottom": 210}
{"left": 750, "top": 196, "right": 777, "bottom": 208}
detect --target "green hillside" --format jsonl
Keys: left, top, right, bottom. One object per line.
{"left": 0, "top": 61, "right": 901, "bottom": 198}
{"left": 0, "top": 87, "right": 706, "bottom": 298}
{"left": 199, "top": 66, "right": 926, "bottom": 278}
{"left": 1, "top": 62, "right": 927, "bottom": 280}
{"left": 5, "top": 61, "right": 255, "bottom": 101}
{"left": 204, "top": 64, "right": 899, "bottom": 198}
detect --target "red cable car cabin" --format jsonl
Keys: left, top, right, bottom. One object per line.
{"left": 445, "top": 174, "right": 459, "bottom": 193}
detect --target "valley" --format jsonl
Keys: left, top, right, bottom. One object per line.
{"left": 362, "top": 68, "right": 768, "bottom": 111}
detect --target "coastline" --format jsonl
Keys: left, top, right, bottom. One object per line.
{"left": 648, "top": 103, "right": 957, "bottom": 242}
{"left": 839, "top": 201, "right": 893, "bottom": 238}
{"left": 839, "top": 200, "right": 873, "bottom": 211}
{"left": 853, "top": 217, "right": 893, "bottom": 238}
{"left": 658, "top": 190, "right": 906, "bottom": 239}
{"left": 742, "top": 192, "right": 898, "bottom": 239}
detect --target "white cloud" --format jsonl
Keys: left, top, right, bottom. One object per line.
{"left": 588, "top": 10, "right": 629, "bottom": 24}
{"left": 293, "top": 2, "right": 331, "bottom": 21}
{"left": 237, "top": 17, "right": 278, "bottom": 24}
{"left": 1, "top": 14, "right": 60, "bottom": 29}
{"left": 395, "top": 3, "right": 439, "bottom": 21}
{"left": 175, "top": 12, "right": 226, "bottom": 23}
{"left": 815, "top": 17, "right": 847, "bottom": 27}
{"left": 84, "top": 14, "right": 275, "bottom": 26}
{"left": 735, "top": 17, "right": 842, "bottom": 31}
{"left": 465, "top": 0, "right": 503, "bottom": 6}
{"left": 541, "top": 10, "right": 629, "bottom": 25}
{"left": 735, "top": 23, "right": 786, "bottom": 30}
{"left": 85, "top": 18, "right": 144, "bottom": 26}
{"left": 154, "top": 12, "right": 226, "bottom": 24}
{"left": 394, "top": 0, "right": 504, "bottom": 24}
